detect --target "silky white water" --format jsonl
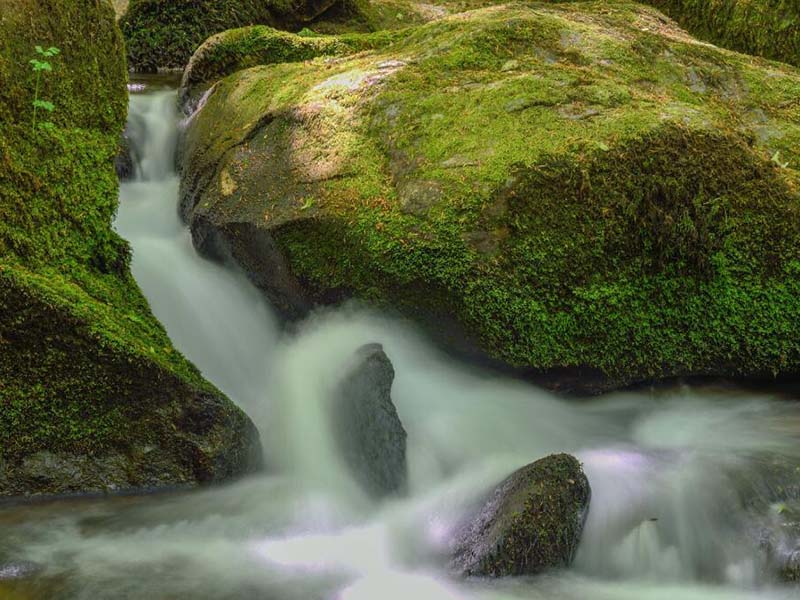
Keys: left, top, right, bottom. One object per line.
{"left": 1, "top": 84, "right": 798, "bottom": 600}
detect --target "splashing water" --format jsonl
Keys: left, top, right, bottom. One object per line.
{"left": 1, "top": 82, "right": 798, "bottom": 600}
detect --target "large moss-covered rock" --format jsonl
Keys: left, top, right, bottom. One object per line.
{"left": 179, "top": 25, "right": 396, "bottom": 111}
{"left": 0, "top": 0, "right": 261, "bottom": 498}
{"left": 121, "top": 0, "right": 343, "bottom": 72}
{"left": 180, "top": 1, "right": 800, "bottom": 393}
{"left": 450, "top": 454, "right": 590, "bottom": 576}
{"left": 645, "top": 0, "right": 800, "bottom": 68}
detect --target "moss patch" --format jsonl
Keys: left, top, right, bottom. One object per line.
{"left": 181, "top": 24, "right": 399, "bottom": 102}
{"left": 645, "top": 0, "right": 800, "bottom": 67}
{"left": 121, "top": 0, "right": 338, "bottom": 71}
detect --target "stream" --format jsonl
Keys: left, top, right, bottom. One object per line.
{"left": 1, "top": 81, "right": 799, "bottom": 600}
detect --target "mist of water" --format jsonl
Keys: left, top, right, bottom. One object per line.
{"left": 2, "top": 85, "right": 798, "bottom": 600}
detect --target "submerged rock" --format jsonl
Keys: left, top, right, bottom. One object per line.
{"left": 0, "top": 0, "right": 262, "bottom": 498}
{"left": 450, "top": 454, "right": 590, "bottom": 577}
{"left": 332, "top": 343, "right": 407, "bottom": 498}
{"left": 179, "top": 2, "right": 800, "bottom": 393}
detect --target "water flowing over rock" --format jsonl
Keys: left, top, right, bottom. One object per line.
{"left": 332, "top": 343, "right": 407, "bottom": 498}
{"left": 450, "top": 453, "right": 590, "bottom": 577}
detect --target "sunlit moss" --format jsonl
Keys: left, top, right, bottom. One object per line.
{"left": 183, "top": 2, "right": 800, "bottom": 391}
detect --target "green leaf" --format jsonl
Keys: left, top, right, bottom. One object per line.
{"left": 33, "top": 100, "right": 55, "bottom": 111}
{"left": 47, "top": 47, "right": 60, "bottom": 55}
{"left": 35, "top": 45, "right": 44, "bottom": 54}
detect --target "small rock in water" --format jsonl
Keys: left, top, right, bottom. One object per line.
{"left": 332, "top": 343, "right": 407, "bottom": 499}
{"left": 450, "top": 453, "right": 590, "bottom": 577}
{"left": 115, "top": 133, "right": 136, "bottom": 181}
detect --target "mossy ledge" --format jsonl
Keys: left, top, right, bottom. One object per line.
{"left": 180, "top": 2, "right": 800, "bottom": 393}
{"left": 645, "top": 0, "right": 800, "bottom": 68}
{"left": 0, "top": 0, "right": 261, "bottom": 498}
{"left": 179, "top": 25, "right": 400, "bottom": 111}
{"left": 121, "top": 0, "right": 342, "bottom": 72}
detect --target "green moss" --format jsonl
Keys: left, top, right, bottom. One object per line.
{"left": 0, "top": 0, "right": 127, "bottom": 132}
{"left": 0, "top": 262, "right": 209, "bottom": 459}
{"left": 122, "top": 0, "right": 324, "bottom": 71}
{"left": 183, "top": 1, "right": 800, "bottom": 391}
{"left": 309, "top": 0, "right": 444, "bottom": 34}
{"left": 182, "top": 24, "right": 399, "bottom": 95}
{"left": 453, "top": 453, "right": 590, "bottom": 576}
{"left": 0, "top": 0, "right": 258, "bottom": 493}
{"left": 645, "top": 0, "right": 800, "bottom": 67}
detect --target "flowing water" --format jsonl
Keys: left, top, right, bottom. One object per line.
{"left": 1, "top": 82, "right": 799, "bottom": 599}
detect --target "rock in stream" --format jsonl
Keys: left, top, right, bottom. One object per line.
{"left": 451, "top": 453, "right": 590, "bottom": 577}
{"left": 332, "top": 343, "right": 407, "bottom": 499}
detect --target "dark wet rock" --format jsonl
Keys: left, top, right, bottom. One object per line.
{"left": 758, "top": 501, "right": 800, "bottom": 584}
{"left": 331, "top": 343, "right": 407, "bottom": 498}
{"left": 190, "top": 215, "right": 313, "bottom": 320}
{"left": 451, "top": 454, "right": 590, "bottom": 577}
{"left": 115, "top": 133, "right": 137, "bottom": 181}
{"left": 733, "top": 453, "right": 800, "bottom": 583}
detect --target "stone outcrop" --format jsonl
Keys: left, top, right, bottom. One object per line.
{"left": 178, "top": 2, "right": 800, "bottom": 393}
{"left": 0, "top": 0, "right": 262, "bottom": 498}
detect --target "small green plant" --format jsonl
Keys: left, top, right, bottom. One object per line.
{"left": 30, "top": 45, "right": 60, "bottom": 131}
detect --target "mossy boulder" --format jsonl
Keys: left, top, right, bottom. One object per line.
{"left": 121, "top": 0, "right": 344, "bottom": 72}
{"left": 179, "top": 25, "right": 396, "bottom": 111}
{"left": 450, "top": 454, "right": 590, "bottom": 576}
{"left": 180, "top": 1, "right": 800, "bottom": 393}
{"left": 644, "top": 0, "right": 800, "bottom": 68}
{"left": 0, "top": 0, "right": 261, "bottom": 498}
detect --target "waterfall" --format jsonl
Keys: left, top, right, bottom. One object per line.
{"left": 1, "top": 82, "right": 797, "bottom": 600}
